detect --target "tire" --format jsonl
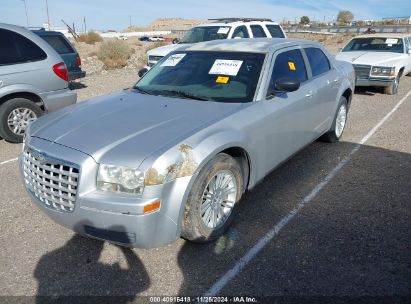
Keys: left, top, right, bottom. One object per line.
{"left": 0, "top": 98, "right": 42, "bottom": 143}
{"left": 384, "top": 74, "right": 400, "bottom": 95}
{"left": 181, "top": 153, "right": 243, "bottom": 243}
{"left": 319, "top": 96, "right": 348, "bottom": 143}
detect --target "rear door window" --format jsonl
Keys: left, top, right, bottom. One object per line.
{"left": 250, "top": 25, "right": 267, "bottom": 38}
{"left": 232, "top": 26, "right": 250, "bottom": 38}
{"left": 270, "top": 49, "right": 308, "bottom": 86}
{"left": 39, "top": 35, "right": 74, "bottom": 54}
{"left": 304, "top": 47, "right": 331, "bottom": 77}
{"left": 265, "top": 25, "right": 285, "bottom": 38}
{"left": 0, "top": 29, "right": 47, "bottom": 65}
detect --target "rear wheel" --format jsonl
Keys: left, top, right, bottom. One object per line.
{"left": 0, "top": 98, "right": 42, "bottom": 143}
{"left": 320, "top": 96, "right": 348, "bottom": 143}
{"left": 181, "top": 153, "right": 243, "bottom": 243}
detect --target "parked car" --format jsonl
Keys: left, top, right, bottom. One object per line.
{"left": 117, "top": 35, "right": 128, "bottom": 40}
{"left": 19, "top": 38, "right": 354, "bottom": 248}
{"left": 336, "top": 33, "right": 411, "bottom": 94}
{"left": 0, "top": 23, "right": 77, "bottom": 143}
{"left": 149, "top": 36, "right": 164, "bottom": 42}
{"left": 139, "top": 36, "right": 150, "bottom": 42}
{"left": 145, "top": 18, "right": 286, "bottom": 69}
{"left": 32, "top": 30, "right": 86, "bottom": 81}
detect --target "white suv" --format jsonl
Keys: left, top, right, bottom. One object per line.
{"left": 145, "top": 18, "right": 286, "bottom": 69}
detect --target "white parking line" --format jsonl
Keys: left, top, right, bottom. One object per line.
{"left": 205, "top": 89, "right": 411, "bottom": 296}
{"left": 0, "top": 158, "right": 18, "bottom": 166}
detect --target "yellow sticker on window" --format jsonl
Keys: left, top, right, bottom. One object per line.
{"left": 288, "top": 62, "right": 296, "bottom": 71}
{"left": 216, "top": 76, "right": 230, "bottom": 84}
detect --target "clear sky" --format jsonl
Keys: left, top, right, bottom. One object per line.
{"left": 1, "top": 0, "right": 410, "bottom": 31}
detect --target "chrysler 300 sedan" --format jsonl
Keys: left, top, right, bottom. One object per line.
{"left": 19, "top": 38, "right": 355, "bottom": 248}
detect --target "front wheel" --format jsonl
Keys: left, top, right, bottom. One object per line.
{"left": 319, "top": 96, "right": 348, "bottom": 143}
{"left": 0, "top": 98, "right": 42, "bottom": 143}
{"left": 384, "top": 74, "right": 400, "bottom": 95}
{"left": 181, "top": 153, "right": 243, "bottom": 243}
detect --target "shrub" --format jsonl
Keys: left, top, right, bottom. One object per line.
{"left": 98, "top": 40, "right": 131, "bottom": 69}
{"left": 78, "top": 31, "right": 103, "bottom": 44}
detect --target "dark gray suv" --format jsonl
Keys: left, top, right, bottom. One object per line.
{"left": 0, "top": 23, "right": 77, "bottom": 143}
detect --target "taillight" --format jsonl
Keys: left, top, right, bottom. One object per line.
{"left": 52, "top": 62, "right": 68, "bottom": 81}
{"left": 76, "top": 56, "right": 81, "bottom": 67}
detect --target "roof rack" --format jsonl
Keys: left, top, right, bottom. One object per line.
{"left": 27, "top": 27, "right": 46, "bottom": 31}
{"left": 208, "top": 18, "right": 274, "bottom": 23}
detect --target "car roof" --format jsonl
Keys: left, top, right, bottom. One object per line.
{"left": 196, "top": 21, "right": 280, "bottom": 27}
{"left": 182, "top": 38, "right": 318, "bottom": 53}
{"left": 32, "top": 30, "right": 65, "bottom": 36}
{"left": 354, "top": 33, "right": 410, "bottom": 39}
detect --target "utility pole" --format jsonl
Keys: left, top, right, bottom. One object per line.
{"left": 45, "top": 0, "right": 50, "bottom": 30}
{"left": 129, "top": 15, "right": 132, "bottom": 27}
{"left": 83, "top": 17, "right": 87, "bottom": 33}
{"left": 21, "top": 0, "right": 29, "bottom": 27}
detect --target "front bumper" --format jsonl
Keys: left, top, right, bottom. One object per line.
{"left": 355, "top": 77, "right": 395, "bottom": 87}
{"left": 19, "top": 137, "right": 191, "bottom": 248}
{"left": 39, "top": 88, "right": 77, "bottom": 112}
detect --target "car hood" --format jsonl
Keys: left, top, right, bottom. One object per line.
{"left": 335, "top": 51, "right": 404, "bottom": 66}
{"left": 147, "top": 44, "right": 188, "bottom": 57}
{"left": 30, "top": 91, "right": 242, "bottom": 167}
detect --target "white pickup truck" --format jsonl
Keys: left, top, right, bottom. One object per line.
{"left": 145, "top": 18, "right": 286, "bottom": 69}
{"left": 336, "top": 33, "right": 411, "bottom": 94}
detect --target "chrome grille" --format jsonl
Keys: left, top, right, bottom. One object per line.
{"left": 353, "top": 64, "right": 371, "bottom": 80}
{"left": 22, "top": 149, "right": 79, "bottom": 213}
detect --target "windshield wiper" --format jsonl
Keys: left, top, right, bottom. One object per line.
{"left": 158, "top": 90, "right": 213, "bottom": 101}
{"left": 133, "top": 87, "right": 155, "bottom": 95}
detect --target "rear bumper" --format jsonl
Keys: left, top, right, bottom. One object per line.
{"left": 355, "top": 77, "right": 395, "bottom": 87}
{"left": 39, "top": 88, "right": 77, "bottom": 112}
{"left": 68, "top": 70, "right": 86, "bottom": 81}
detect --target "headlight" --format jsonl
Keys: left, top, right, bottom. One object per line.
{"left": 97, "top": 164, "right": 144, "bottom": 195}
{"left": 371, "top": 66, "right": 395, "bottom": 77}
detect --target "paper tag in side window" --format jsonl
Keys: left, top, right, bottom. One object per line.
{"left": 385, "top": 38, "right": 398, "bottom": 45}
{"left": 217, "top": 27, "right": 230, "bottom": 34}
{"left": 161, "top": 53, "right": 186, "bottom": 67}
{"left": 209, "top": 60, "right": 243, "bottom": 76}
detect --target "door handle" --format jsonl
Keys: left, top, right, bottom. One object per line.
{"left": 333, "top": 78, "right": 340, "bottom": 83}
{"left": 305, "top": 90, "right": 314, "bottom": 98}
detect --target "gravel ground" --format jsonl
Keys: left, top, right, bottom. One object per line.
{"left": 0, "top": 47, "right": 410, "bottom": 302}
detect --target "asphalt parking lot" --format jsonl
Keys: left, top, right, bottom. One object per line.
{"left": 0, "top": 77, "right": 410, "bottom": 302}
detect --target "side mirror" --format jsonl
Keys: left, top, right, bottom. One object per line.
{"left": 274, "top": 77, "right": 300, "bottom": 92}
{"left": 138, "top": 68, "right": 148, "bottom": 78}
{"left": 267, "top": 77, "right": 300, "bottom": 99}
{"left": 408, "top": 50, "right": 411, "bottom": 55}
{"left": 338, "top": 47, "right": 342, "bottom": 52}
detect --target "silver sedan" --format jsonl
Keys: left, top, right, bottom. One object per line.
{"left": 19, "top": 38, "right": 355, "bottom": 248}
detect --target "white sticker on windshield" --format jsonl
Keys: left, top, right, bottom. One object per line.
{"left": 385, "top": 38, "right": 398, "bottom": 44}
{"left": 209, "top": 60, "right": 243, "bottom": 76}
{"left": 161, "top": 53, "right": 186, "bottom": 67}
{"left": 217, "top": 27, "right": 230, "bottom": 34}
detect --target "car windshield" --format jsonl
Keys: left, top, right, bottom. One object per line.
{"left": 134, "top": 51, "right": 265, "bottom": 103}
{"left": 342, "top": 37, "right": 404, "bottom": 53}
{"left": 179, "top": 26, "right": 231, "bottom": 43}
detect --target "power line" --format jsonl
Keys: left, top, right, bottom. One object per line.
{"left": 21, "top": 0, "right": 29, "bottom": 27}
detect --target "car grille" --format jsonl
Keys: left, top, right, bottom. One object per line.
{"left": 353, "top": 64, "right": 371, "bottom": 80}
{"left": 22, "top": 148, "right": 79, "bottom": 213}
